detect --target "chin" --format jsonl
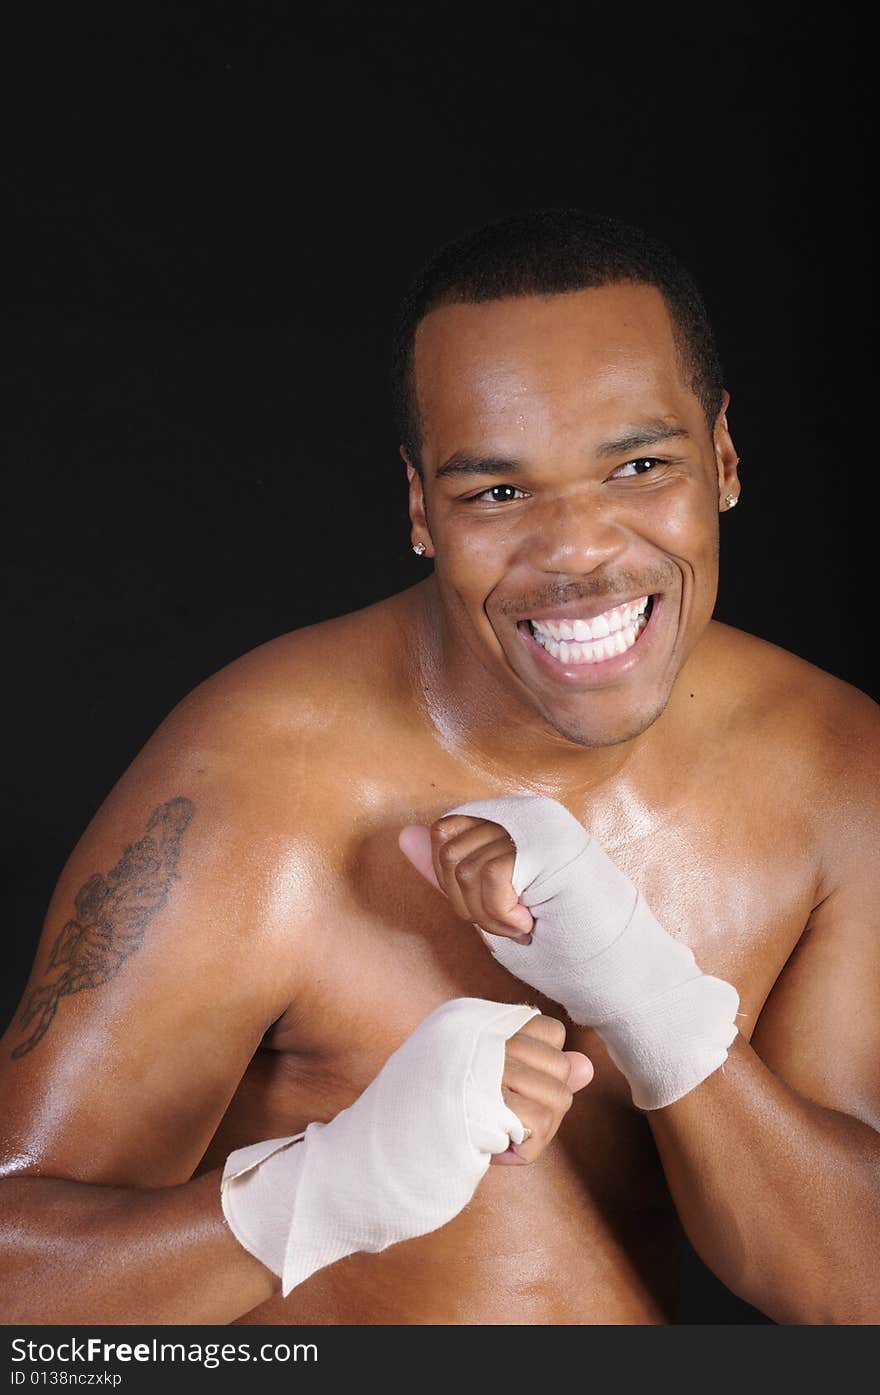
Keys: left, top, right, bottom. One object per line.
{"left": 538, "top": 690, "right": 673, "bottom": 749}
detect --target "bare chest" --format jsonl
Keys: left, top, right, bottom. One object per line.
{"left": 212, "top": 770, "right": 819, "bottom": 1147}
{"left": 207, "top": 764, "right": 819, "bottom": 1324}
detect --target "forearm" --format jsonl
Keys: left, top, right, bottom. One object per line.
{"left": 0, "top": 1169, "right": 278, "bottom": 1324}
{"left": 648, "top": 1034, "right": 880, "bottom": 1324}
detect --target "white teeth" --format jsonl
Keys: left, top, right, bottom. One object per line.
{"left": 530, "top": 595, "right": 650, "bottom": 646}
{"left": 529, "top": 609, "right": 648, "bottom": 666}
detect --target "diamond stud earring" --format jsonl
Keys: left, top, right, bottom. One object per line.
{"left": 724, "top": 494, "right": 739, "bottom": 509}
{"left": 412, "top": 541, "right": 427, "bottom": 556}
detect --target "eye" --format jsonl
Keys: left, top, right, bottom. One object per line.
{"left": 610, "top": 457, "right": 664, "bottom": 479}
{"left": 469, "top": 484, "right": 529, "bottom": 503}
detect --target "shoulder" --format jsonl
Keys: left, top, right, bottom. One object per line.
{"left": 704, "top": 620, "right": 877, "bottom": 758}
{"left": 161, "top": 586, "right": 418, "bottom": 750}
{"left": 703, "top": 622, "right": 878, "bottom": 884}
{"left": 74, "top": 588, "right": 420, "bottom": 908}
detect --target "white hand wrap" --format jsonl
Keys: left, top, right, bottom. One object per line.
{"left": 449, "top": 796, "right": 739, "bottom": 1111}
{"left": 221, "top": 997, "right": 537, "bottom": 1295}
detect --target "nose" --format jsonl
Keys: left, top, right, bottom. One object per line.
{"left": 521, "top": 490, "right": 629, "bottom": 576}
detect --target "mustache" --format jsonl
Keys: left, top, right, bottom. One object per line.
{"left": 497, "top": 566, "right": 675, "bottom": 618}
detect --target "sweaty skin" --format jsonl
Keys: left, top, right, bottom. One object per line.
{"left": 1, "top": 284, "right": 877, "bottom": 1325}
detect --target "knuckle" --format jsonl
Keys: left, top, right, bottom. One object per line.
{"left": 436, "top": 840, "right": 459, "bottom": 868}
{"left": 503, "top": 1036, "right": 527, "bottom": 1066}
{"left": 500, "top": 1058, "right": 523, "bottom": 1093}
{"left": 536, "top": 1014, "right": 566, "bottom": 1049}
{"left": 484, "top": 857, "right": 513, "bottom": 886}
{"left": 456, "top": 857, "right": 481, "bottom": 885}
{"left": 431, "top": 818, "right": 460, "bottom": 844}
{"left": 544, "top": 1048, "right": 574, "bottom": 1082}
{"left": 552, "top": 1081, "right": 575, "bottom": 1114}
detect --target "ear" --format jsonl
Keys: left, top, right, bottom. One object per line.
{"left": 713, "top": 390, "right": 741, "bottom": 511}
{"left": 401, "top": 446, "right": 435, "bottom": 557}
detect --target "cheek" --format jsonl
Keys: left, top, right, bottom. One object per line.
{"left": 647, "top": 486, "right": 718, "bottom": 572}
{"left": 438, "top": 518, "right": 517, "bottom": 593}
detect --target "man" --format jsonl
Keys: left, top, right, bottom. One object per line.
{"left": 2, "top": 210, "right": 877, "bottom": 1325}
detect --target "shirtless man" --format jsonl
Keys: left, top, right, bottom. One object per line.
{"left": 2, "top": 210, "right": 878, "bottom": 1326}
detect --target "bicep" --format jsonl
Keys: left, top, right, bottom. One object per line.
{"left": 0, "top": 782, "right": 294, "bottom": 1187}
{"left": 750, "top": 871, "right": 880, "bottom": 1132}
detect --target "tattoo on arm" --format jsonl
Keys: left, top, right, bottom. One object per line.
{"left": 12, "top": 797, "right": 196, "bottom": 1060}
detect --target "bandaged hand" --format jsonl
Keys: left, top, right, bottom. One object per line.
{"left": 221, "top": 998, "right": 591, "bottom": 1295}
{"left": 399, "top": 797, "right": 739, "bottom": 1111}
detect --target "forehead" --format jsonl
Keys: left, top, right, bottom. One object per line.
{"left": 412, "top": 283, "right": 695, "bottom": 454}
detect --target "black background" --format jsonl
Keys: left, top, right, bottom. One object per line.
{"left": 2, "top": 3, "right": 874, "bottom": 1324}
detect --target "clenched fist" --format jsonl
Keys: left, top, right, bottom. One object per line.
{"left": 492, "top": 1011, "right": 593, "bottom": 1166}
{"left": 399, "top": 813, "right": 535, "bottom": 939}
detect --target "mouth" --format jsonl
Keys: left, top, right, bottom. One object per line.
{"left": 519, "top": 594, "right": 655, "bottom": 668}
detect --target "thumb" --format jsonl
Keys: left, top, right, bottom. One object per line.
{"left": 398, "top": 825, "right": 443, "bottom": 892}
{"left": 564, "top": 1051, "right": 594, "bottom": 1092}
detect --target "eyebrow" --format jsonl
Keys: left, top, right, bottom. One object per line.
{"left": 435, "top": 452, "right": 524, "bottom": 480}
{"left": 594, "top": 423, "right": 692, "bottom": 459}
{"left": 435, "top": 423, "right": 692, "bottom": 480}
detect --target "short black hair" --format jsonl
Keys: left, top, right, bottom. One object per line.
{"left": 390, "top": 209, "right": 724, "bottom": 473}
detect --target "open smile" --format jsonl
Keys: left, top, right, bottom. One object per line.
{"left": 515, "top": 594, "right": 661, "bottom": 685}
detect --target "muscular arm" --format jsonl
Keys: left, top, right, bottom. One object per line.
{"left": 647, "top": 1036, "right": 879, "bottom": 1324}
{"left": 0, "top": 1170, "right": 276, "bottom": 1324}
{"left": 648, "top": 740, "right": 880, "bottom": 1324}
{"left": 0, "top": 685, "right": 303, "bottom": 1323}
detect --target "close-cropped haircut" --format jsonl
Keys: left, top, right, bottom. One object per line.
{"left": 390, "top": 209, "right": 724, "bottom": 474}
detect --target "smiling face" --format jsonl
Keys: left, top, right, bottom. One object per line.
{"left": 406, "top": 283, "right": 740, "bottom": 749}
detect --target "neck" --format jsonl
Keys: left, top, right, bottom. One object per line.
{"left": 408, "top": 579, "right": 653, "bottom": 799}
